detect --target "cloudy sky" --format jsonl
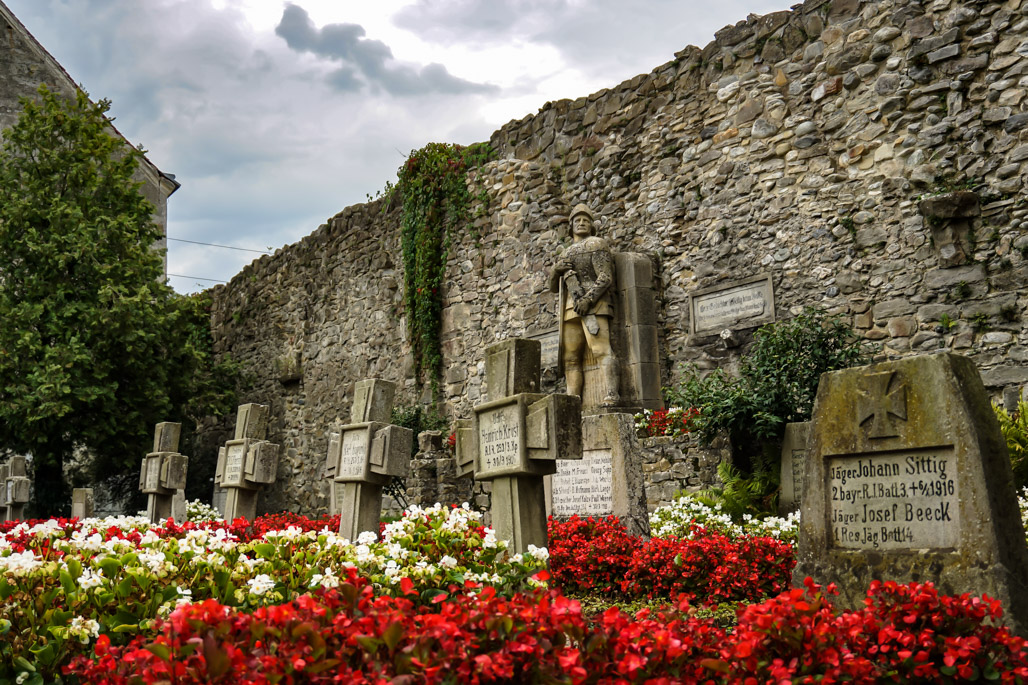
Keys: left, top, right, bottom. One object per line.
{"left": 6, "top": 0, "right": 791, "bottom": 293}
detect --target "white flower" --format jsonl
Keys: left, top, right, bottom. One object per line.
{"left": 482, "top": 528, "right": 498, "bottom": 549}
{"left": 357, "top": 531, "right": 378, "bottom": 545}
{"left": 439, "top": 555, "right": 458, "bottom": 569}
{"left": 68, "top": 616, "right": 101, "bottom": 644}
{"left": 175, "top": 586, "right": 193, "bottom": 606}
{"left": 310, "top": 567, "right": 339, "bottom": 589}
{"left": 247, "top": 574, "right": 275, "bottom": 596}
{"left": 0, "top": 550, "right": 43, "bottom": 573}
{"left": 526, "top": 545, "right": 549, "bottom": 562}
{"left": 78, "top": 567, "right": 105, "bottom": 591}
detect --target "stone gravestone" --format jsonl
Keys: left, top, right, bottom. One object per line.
{"left": 778, "top": 421, "right": 810, "bottom": 514}
{"left": 322, "top": 378, "right": 412, "bottom": 540}
{"left": 2, "top": 455, "right": 30, "bottom": 521}
{"left": 795, "top": 353, "right": 1028, "bottom": 634}
{"left": 0, "top": 463, "right": 8, "bottom": 523}
{"left": 138, "top": 422, "right": 189, "bottom": 523}
{"left": 547, "top": 412, "right": 650, "bottom": 536}
{"left": 71, "top": 488, "right": 95, "bottom": 519}
{"left": 213, "top": 404, "right": 281, "bottom": 520}
{"left": 455, "top": 338, "right": 583, "bottom": 552}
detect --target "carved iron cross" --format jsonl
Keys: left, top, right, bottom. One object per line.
{"left": 856, "top": 370, "right": 907, "bottom": 439}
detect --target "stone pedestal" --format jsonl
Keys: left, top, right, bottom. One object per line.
{"left": 139, "top": 422, "right": 189, "bottom": 523}
{"left": 546, "top": 412, "right": 650, "bottom": 536}
{"left": 213, "top": 404, "right": 280, "bottom": 520}
{"left": 71, "top": 488, "right": 95, "bottom": 519}
{"left": 1, "top": 456, "right": 30, "bottom": 521}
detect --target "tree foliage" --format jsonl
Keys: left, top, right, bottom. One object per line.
{"left": 0, "top": 86, "right": 237, "bottom": 514}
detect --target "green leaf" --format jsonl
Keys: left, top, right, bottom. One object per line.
{"left": 253, "top": 543, "right": 276, "bottom": 560}
{"left": 145, "top": 643, "right": 171, "bottom": 661}
{"left": 382, "top": 621, "right": 404, "bottom": 652}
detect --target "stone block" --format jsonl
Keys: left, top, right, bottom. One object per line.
{"left": 485, "top": 339, "right": 541, "bottom": 401}
{"left": 234, "top": 404, "right": 269, "bottom": 441}
{"left": 795, "top": 353, "right": 1028, "bottom": 635}
{"left": 71, "top": 488, "right": 94, "bottom": 519}
{"left": 153, "top": 422, "right": 181, "bottom": 453}
{"left": 369, "top": 424, "right": 413, "bottom": 478}
{"left": 620, "top": 287, "right": 658, "bottom": 326}
{"left": 613, "top": 252, "right": 653, "bottom": 289}
{"left": 524, "top": 393, "right": 582, "bottom": 463}
{"left": 159, "top": 452, "right": 189, "bottom": 491}
{"left": 779, "top": 422, "right": 810, "bottom": 514}
{"left": 245, "top": 441, "right": 279, "bottom": 484}
{"left": 351, "top": 379, "right": 395, "bottom": 423}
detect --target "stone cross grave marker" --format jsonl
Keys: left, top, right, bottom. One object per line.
{"left": 71, "top": 488, "right": 95, "bottom": 519}
{"left": 322, "top": 379, "right": 412, "bottom": 540}
{"left": 455, "top": 338, "right": 583, "bottom": 553}
{"left": 138, "top": 422, "right": 189, "bottom": 523}
{"left": 795, "top": 352, "right": 1028, "bottom": 634}
{"left": 1, "top": 456, "right": 30, "bottom": 521}
{"left": 213, "top": 403, "right": 280, "bottom": 520}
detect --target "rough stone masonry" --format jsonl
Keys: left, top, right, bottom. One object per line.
{"left": 202, "top": 0, "right": 1028, "bottom": 516}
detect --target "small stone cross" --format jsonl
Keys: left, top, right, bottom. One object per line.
{"left": 857, "top": 371, "right": 907, "bottom": 439}
{"left": 323, "top": 379, "right": 412, "bottom": 540}
{"left": 138, "top": 422, "right": 189, "bottom": 523}
{"left": 213, "top": 403, "right": 281, "bottom": 520}
{"left": 0, "top": 456, "right": 30, "bottom": 521}
{"left": 455, "top": 338, "right": 582, "bottom": 553}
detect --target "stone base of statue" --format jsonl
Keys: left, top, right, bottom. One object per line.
{"left": 546, "top": 412, "right": 650, "bottom": 537}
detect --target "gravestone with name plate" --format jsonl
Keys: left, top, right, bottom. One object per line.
{"left": 138, "top": 422, "right": 189, "bottom": 523}
{"left": 2, "top": 455, "right": 30, "bottom": 521}
{"left": 455, "top": 338, "right": 583, "bottom": 552}
{"left": 213, "top": 404, "right": 281, "bottom": 520}
{"left": 795, "top": 353, "right": 1028, "bottom": 634}
{"left": 322, "top": 378, "right": 412, "bottom": 540}
{"left": 778, "top": 422, "right": 810, "bottom": 514}
{"left": 546, "top": 412, "right": 650, "bottom": 536}
{"left": 72, "top": 488, "right": 95, "bottom": 519}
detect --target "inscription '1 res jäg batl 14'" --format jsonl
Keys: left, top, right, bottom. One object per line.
{"left": 829, "top": 448, "right": 958, "bottom": 550}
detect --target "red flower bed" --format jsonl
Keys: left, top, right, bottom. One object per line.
{"left": 547, "top": 515, "right": 795, "bottom": 604}
{"left": 64, "top": 572, "right": 1028, "bottom": 684}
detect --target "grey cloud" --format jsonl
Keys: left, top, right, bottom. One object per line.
{"left": 275, "top": 3, "right": 497, "bottom": 96}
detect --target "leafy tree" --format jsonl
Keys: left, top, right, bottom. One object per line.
{"left": 0, "top": 86, "right": 237, "bottom": 515}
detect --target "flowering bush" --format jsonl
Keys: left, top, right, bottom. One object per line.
{"left": 547, "top": 515, "right": 794, "bottom": 604}
{"left": 649, "top": 494, "right": 800, "bottom": 542}
{"left": 184, "top": 499, "right": 221, "bottom": 522}
{"left": 0, "top": 504, "right": 544, "bottom": 682}
{"left": 634, "top": 405, "right": 700, "bottom": 438}
{"left": 63, "top": 577, "right": 1028, "bottom": 684}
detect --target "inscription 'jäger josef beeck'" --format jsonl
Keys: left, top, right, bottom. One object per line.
{"left": 828, "top": 449, "right": 958, "bottom": 550}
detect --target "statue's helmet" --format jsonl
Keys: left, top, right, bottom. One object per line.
{"left": 569, "top": 204, "right": 596, "bottom": 234}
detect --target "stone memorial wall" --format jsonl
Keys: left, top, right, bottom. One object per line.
{"left": 202, "top": 0, "right": 1028, "bottom": 515}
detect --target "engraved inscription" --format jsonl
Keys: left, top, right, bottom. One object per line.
{"left": 791, "top": 448, "right": 805, "bottom": 503}
{"left": 479, "top": 403, "right": 522, "bottom": 474}
{"left": 552, "top": 449, "right": 614, "bottom": 516}
{"left": 338, "top": 429, "right": 369, "bottom": 479}
{"left": 692, "top": 278, "right": 773, "bottom": 333}
{"left": 224, "top": 443, "right": 245, "bottom": 486}
{"left": 828, "top": 448, "right": 958, "bottom": 550}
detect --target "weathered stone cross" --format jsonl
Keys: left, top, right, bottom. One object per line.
{"left": 0, "top": 456, "right": 30, "bottom": 521}
{"left": 857, "top": 370, "right": 907, "bottom": 439}
{"left": 455, "top": 338, "right": 582, "bottom": 553}
{"left": 323, "top": 378, "right": 412, "bottom": 540}
{"left": 213, "top": 403, "right": 281, "bottom": 520}
{"left": 138, "top": 422, "right": 189, "bottom": 523}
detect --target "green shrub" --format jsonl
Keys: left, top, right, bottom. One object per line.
{"left": 668, "top": 307, "right": 872, "bottom": 511}
{"left": 995, "top": 401, "right": 1028, "bottom": 489}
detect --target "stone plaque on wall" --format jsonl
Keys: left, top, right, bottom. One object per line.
{"left": 688, "top": 274, "right": 775, "bottom": 336}
{"left": 527, "top": 328, "right": 560, "bottom": 369}
{"left": 794, "top": 353, "right": 1028, "bottom": 635}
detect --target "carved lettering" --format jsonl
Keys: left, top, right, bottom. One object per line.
{"left": 828, "top": 448, "right": 958, "bottom": 550}
{"left": 691, "top": 277, "right": 774, "bottom": 334}
{"left": 338, "top": 430, "right": 369, "bottom": 479}
{"left": 478, "top": 404, "right": 522, "bottom": 474}
{"left": 552, "top": 449, "right": 614, "bottom": 516}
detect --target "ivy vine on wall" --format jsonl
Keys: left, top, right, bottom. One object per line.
{"left": 394, "top": 142, "right": 495, "bottom": 392}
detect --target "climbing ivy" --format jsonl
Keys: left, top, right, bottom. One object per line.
{"left": 394, "top": 142, "right": 495, "bottom": 391}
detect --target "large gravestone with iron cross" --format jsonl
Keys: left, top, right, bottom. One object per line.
{"left": 322, "top": 378, "right": 412, "bottom": 540}
{"left": 1, "top": 456, "right": 30, "bottom": 521}
{"left": 213, "top": 403, "right": 281, "bottom": 520}
{"left": 796, "top": 353, "right": 1028, "bottom": 634}
{"left": 455, "top": 338, "right": 583, "bottom": 553}
{"left": 138, "top": 422, "right": 189, "bottom": 523}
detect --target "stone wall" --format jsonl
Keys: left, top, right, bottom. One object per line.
{"left": 204, "top": 0, "right": 1028, "bottom": 515}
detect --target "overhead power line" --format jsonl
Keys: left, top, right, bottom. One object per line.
{"left": 167, "top": 273, "right": 227, "bottom": 284}
{"left": 168, "top": 237, "right": 272, "bottom": 254}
